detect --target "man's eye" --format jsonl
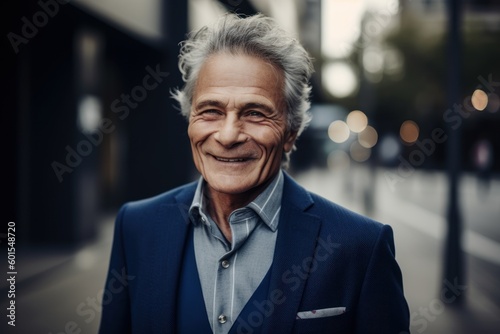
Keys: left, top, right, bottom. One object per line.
{"left": 201, "top": 109, "right": 222, "bottom": 116}
{"left": 247, "top": 111, "right": 265, "bottom": 118}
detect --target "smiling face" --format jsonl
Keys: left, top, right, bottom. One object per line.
{"left": 188, "top": 53, "right": 296, "bottom": 199}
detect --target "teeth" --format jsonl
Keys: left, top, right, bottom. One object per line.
{"left": 216, "top": 157, "right": 245, "bottom": 162}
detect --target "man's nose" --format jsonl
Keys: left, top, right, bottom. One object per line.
{"left": 214, "top": 114, "right": 246, "bottom": 148}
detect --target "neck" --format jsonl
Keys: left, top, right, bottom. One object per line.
{"left": 205, "top": 174, "right": 277, "bottom": 243}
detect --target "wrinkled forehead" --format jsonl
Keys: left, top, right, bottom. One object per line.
{"left": 192, "top": 52, "right": 285, "bottom": 107}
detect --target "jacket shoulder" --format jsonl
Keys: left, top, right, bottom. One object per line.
{"left": 306, "top": 190, "right": 387, "bottom": 242}
{"left": 304, "top": 190, "right": 397, "bottom": 271}
{"left": 310, "top": 191, "right": 381, "bottom": 225}
{"left": 117, "top": 180, "right": 197, "bottom": 221}
{"left": 283, "top": 171, "right": 385, "bottom": 236}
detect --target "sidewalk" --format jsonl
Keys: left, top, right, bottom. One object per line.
{"left": 0, "top": 216, "right": 115, "bottom": 334}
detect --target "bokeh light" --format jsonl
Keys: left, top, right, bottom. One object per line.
{"left": 363, "top": 47, "right": 384, "bottom": 74}
{"left": 328, "top": 120, "right": 350, "bottom": 143}
{"left": 358, "top": 126, "right": 378, "bottom": 148}
{"left": 378, "top": 134, "right": 401, "bottom": 163}
{"left": 346, "top": 110, "right": 368, "bottom": 133}
{"left": 400, "top": 120, "right": 419, "bottom": 144}
{"left": 78, "top": 95, "right": 102, "bottom": 134}
{"left": 471, "top": 89, "right": 488, "bottom": 111}
{"left": 322, "top": 62, "right": 358, "bottom": 98}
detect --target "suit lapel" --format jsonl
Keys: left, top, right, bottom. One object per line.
{"left": 262, "top": 173, "right": 322, "bottom": 333}
{"left": 147, "top": 184, "right": 196, "bottom": 332}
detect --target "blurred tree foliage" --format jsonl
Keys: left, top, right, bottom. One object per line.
{"left": 359, "top": 11, "right": 500, "bottom": 169}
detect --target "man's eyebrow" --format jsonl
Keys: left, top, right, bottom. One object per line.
{"left": 194, "top": 99, "right": 225, "bottom": 110}
{"left": 194, "top": 100, "right": 276, "bottom": 114}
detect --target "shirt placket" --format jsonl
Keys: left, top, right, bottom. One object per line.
{"left": 213, "top": 212, "right": 258, "bottom": 333}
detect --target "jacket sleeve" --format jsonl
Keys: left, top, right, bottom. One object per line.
{"left": 355, "top": 225, "right": 410, "bottom": 334}
{"left": 98, "top": 204, "right": 132, "bottom": 334}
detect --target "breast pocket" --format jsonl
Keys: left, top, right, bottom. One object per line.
{"left": 292, "top": 312, "right": 353, "bottom": 334}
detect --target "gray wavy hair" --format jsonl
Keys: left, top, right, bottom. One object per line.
{"left": 171, "top": 13, "right": 314, "bottom": 166}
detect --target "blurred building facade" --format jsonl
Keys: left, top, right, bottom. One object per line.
{"left": 7, "top": 0, "right": 192, "bottom": 246}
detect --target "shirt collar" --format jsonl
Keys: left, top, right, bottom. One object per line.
{"left": 188, "top": 178, "right": 207, "bottom": 226}
{"left": 189, "top": 170, "right": 284, "bottom": 232}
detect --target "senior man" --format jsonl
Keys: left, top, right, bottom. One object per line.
{"left": 99, "top": 14, "right": 410, "bottom": 334}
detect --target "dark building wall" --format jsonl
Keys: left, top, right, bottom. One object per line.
{"left": 6, "top": 0, "right": 191, "bottom": 247}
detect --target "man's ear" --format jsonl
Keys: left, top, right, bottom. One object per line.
{"left": 284, "top": 130, "right": 298, "bottom": 153}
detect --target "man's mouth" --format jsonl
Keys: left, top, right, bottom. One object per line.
{"left": 212, "top": 155, "right": 251, "bottom": 163}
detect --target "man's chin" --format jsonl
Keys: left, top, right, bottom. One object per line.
{"left": 207, "top": 183, "right": 253, "bottom": 196}
{"left": 204, "top": 175, "right": 258, "bottom": 196}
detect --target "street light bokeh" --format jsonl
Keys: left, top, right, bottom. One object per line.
{"left": 359, "top": 125, "right": 378, "bottom": 148}
{"left": 471, "top": 89, "right": 488, "bottom": 111}
{"left": 328, "top": 120, "right": 351, "bottom": 143}
{"left": 400, "top": 120, "right": 420, "bottom": 144}
{"left": 346, "top": 110, "right": 368, "bottom": 133}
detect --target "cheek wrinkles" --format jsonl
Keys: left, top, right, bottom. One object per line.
{"left": 246, "top": 123, "right": 285, "bottom": 143}
{"left": 189, "top": 120, "right": 217, "bottom": 141}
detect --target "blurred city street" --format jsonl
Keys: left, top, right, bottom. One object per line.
{"left": 2, "top": 166, "right": 499, "bottom": 334}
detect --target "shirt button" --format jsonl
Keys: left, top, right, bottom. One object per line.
{"left": 221, "top": 260, "right": 230, "bottom": 269}
{"left": 218, "top": 314, "right": 227, "bottom": 324}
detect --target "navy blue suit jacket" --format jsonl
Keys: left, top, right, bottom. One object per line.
{"left": 99, "top": 173, "right": 410, "bottom": 333}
